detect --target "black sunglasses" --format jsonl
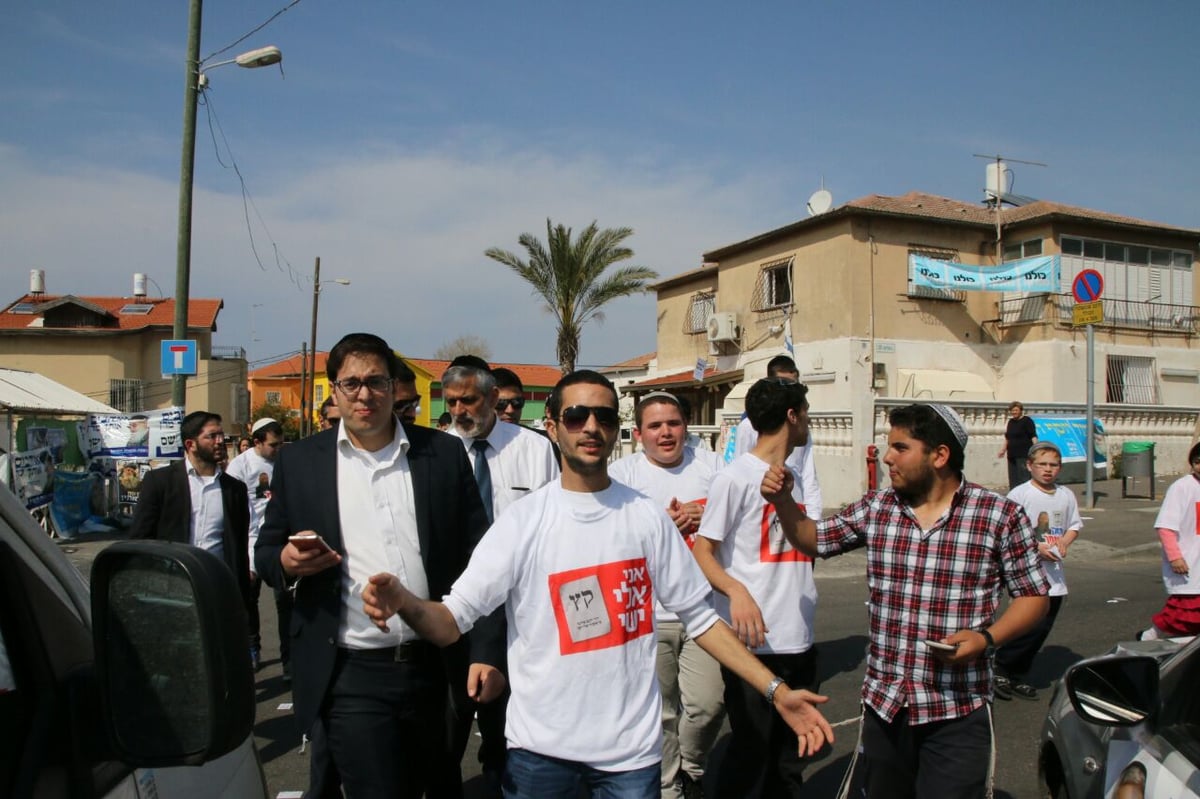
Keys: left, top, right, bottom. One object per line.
{"left": 496, "top": 397, "right": 526, "bottom": 410}
{"left": 559, "top": 405, "right": 619, "bottom": 432}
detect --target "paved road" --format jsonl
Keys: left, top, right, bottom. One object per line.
{"left": 54, "top": 476, "right": 1179, "bottom": 797}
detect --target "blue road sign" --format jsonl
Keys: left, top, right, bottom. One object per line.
{"left": 1072, "top": 269, "right": 1104, "bottom": 303}
{"left": 161, "top": 339, "right": 198, "bottom": 376}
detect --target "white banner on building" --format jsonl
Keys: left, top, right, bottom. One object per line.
{"left": 910, "top": 254, "right": 1060, "bottom": 293}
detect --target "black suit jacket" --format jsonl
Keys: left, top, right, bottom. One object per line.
{"left": 127, "top": 459, "right": 253, "bottom": 607}
{"left": 255, "top": 424, "right": 498, "bottom": 733}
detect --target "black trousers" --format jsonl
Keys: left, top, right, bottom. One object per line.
{"left": 715, "top": 648, "right": 819, "bottom": 799}
{"left": 858, "top": 704, "right": 992, "bottom": 799}
{"left": 996, "top": 595, "right": 1064, "bottom": 679}
{"left": 319, "top": 645, "right": 446, "bottom": 799}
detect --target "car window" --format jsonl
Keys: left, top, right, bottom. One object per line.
{"left": 1156, "top": 642, "right": 1200, "bottom": 767}
{"left": 0, "top": 630, "right": 14, "bottom": 694}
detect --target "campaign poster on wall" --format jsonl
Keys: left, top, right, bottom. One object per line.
{"left": 12, "top": 448, "right": 55, "bottom": 509}
{"left": 84, "top": 407, "right": 184, "bottom": 459}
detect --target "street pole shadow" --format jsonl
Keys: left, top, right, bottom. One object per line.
{"left": 254, "top": 712, "right": 304, "bottom": 762}
{"left": 1029, "top": 644, "right": 1085, "bottom": 690}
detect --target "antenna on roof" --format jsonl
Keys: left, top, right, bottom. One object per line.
{"left": 972, "top": 154, "right": 1048, "bottom": 263}
{"left": 806, "top": 177, "right": 833, "bottom": 217}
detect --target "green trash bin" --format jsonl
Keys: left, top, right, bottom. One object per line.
{"left": 1122, "top": 441, "right": 1155, "bottom": 499}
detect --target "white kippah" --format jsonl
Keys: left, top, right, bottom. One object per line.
{"left": 927, "top": 404, "right": 968, "bottom": 451}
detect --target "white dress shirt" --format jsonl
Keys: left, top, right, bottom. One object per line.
{"left": 186, "top": 458, "right": 226, "bottom": 557}
{"left": 451, "top": 419, "right": 559, "bottom": 520}
{"left": 335, "top": 419, "right": 429, "bottom": 647}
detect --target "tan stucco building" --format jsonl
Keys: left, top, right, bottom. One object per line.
{"left": 638, "top": 191, "right": 1200, "bottom": 505}
{"left": 0, "top": 273, "right": 246, "bottom": 425}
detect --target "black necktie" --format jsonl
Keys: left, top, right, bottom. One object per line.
{"left": 472, "top": 439, "right": 493, "bottom": 524}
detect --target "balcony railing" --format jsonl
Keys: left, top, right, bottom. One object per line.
{"left": 211, "top": 345, "right": 247, "bottom": 360}
{"left": 998, "top": 293, "right": 1198, "bottom": 335}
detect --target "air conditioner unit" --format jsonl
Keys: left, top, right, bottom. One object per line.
{"left": 705, "top": 312, "right": 739, "bottom": 343}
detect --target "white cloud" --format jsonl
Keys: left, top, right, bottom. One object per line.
{"left": 0, "top": 140, "right": 780, "bottom": 369}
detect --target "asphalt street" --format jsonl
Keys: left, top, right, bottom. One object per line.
{"left": 54, "top": 476, "right": 1179, "bottom": 798}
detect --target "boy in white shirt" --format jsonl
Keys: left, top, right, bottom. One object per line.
{"left": 362, "top": 371, "right": 834, "bottom": 799}
{"left": 995, "top": 442, "right": 1082, "bottom": 701}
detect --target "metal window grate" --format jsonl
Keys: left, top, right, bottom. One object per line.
{"left": 684, "top": 292, "right": 716, "bottom": 333}
{"left": 265, "top": 391, "right": 282, "bottom": 405}
{"left": 109, "top": 378, "right": 145, "bottom": 413}
{"left": 1106, "top": 355, "right": 1159, "bottom": 404}
{"left": 751, "top": 259, "right": 793, "bottom": 311}
{"left": 907, "top": 245, "right": 966, "bottom": 302}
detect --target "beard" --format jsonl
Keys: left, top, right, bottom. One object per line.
{"left": 892, "top": 462, "right": 935, "bottom": 502}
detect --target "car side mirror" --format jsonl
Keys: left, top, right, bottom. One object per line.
{"left": 91, "top": 541, "right": 255, "bottom": 767}
{"left": 1065, "top": 654, "right": 1159, "bottom": 727}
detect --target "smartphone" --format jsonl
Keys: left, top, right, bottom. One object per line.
{"left": 923, "top": 640, "right": 959, "bottom": 653}
{"left": 288, "top": 533, "right": 331, "bottom": 553}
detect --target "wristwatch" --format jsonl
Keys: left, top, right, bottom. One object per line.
{"left": 764, "top": 676, "right": 787, "bottom": 705}
{"left": 978, "top": 628, "right": 996, "bottom": 659}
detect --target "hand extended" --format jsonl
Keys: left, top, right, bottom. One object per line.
{"left": 760, "top": 463, "right": 795, "bottom": 507}
{"left": 362, "top": 573, "right": 405, "bottom": 632}
{"left": 1037, "top": 541, "right": 1063, "bottom": 562}
{"left": 280, "top": 532, "right": 342, "bottom": 577}
{"left": 774, "top": 687, "right": 834, "bottom": 757}
{"left": 730, "top": 585, "right": 769, "bottom": 649}
{"left": 1170, "top": 557, "right": 1189, "bottom": 576}
{"left": 468, "top": 663, "right": 508, "bottom": 704}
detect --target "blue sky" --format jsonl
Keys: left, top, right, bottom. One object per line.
{"left": 3, "top": 1, "right": 1198, "bottom": 370}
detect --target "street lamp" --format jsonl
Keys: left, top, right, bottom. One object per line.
{"left": 172, "top": 0, "right": 282, "bottom": 408}
{"left": 303, "top": 256, "right": 350, "bottom": 436}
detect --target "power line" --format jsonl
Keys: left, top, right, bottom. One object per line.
{"left": 201, "top": 0, "right": 304, "bottom": 65}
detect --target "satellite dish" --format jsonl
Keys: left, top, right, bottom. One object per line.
{"left": 807, "top": 188, "right": 833, "bottom": 216}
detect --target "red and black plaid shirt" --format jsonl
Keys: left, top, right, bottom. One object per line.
{"left": 816, "top": 480, "right": 1048, "bottom": 724}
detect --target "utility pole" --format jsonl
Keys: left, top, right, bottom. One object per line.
{"left": 171, "top": 0, "right": 203, "bottom": 409}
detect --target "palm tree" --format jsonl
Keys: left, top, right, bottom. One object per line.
{"left": 485, "top": 219, "right": 659, "bottom": 374}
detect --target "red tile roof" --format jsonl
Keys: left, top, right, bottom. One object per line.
{"left": 250, "top": 352, "right": 329, "bottom": 379}
{"left": 702, "top": 191, "right": 1200, "bottom": 261}
{"left": 408, "top": 359, "right": 563, "bottom": 388}
{"left": 631, "top": 366, "right": 742, "bottom": 390}
{"left": 604, "top": 351, "right": 656, "bottom": 369}
{"left": 0, "top": 294, "right": 222, "bottom": 332}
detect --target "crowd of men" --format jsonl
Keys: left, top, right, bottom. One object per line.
{"left": 132, "top": 339, "right": 1054, "bottom": 799}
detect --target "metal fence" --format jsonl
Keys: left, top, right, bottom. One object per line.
{"left": 999, "top": 293, "right": 1198, "bottom": 334}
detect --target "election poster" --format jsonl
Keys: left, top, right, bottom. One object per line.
{"left": 12, "top": 448, "right": 55, "bottom": 509}
{"left": 84, "top": 407, "right": 184, "bottom": 459}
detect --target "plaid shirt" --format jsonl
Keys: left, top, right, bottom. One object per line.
{"left": 816, "top": 480, "right": 1048, "bottom": 724}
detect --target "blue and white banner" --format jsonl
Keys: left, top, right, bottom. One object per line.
{"left": 84, "top": 407, "right": 184, "bottom": 459}
{"left": 910, "top": 254, "right": 1060, "bottom": 293}
{"left": 1029, "top": 415, "right": 1106, "bottom": 468}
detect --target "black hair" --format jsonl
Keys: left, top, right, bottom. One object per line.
{"left": 437, "top": 412, "right": 453, "bottom": 426}
{"left": 181, "top": 410, "right": 221, "bottom": 442}
{"left": 888, "top": 404, "right": 965, "bottom": 476}
{"left": 745, "top": 378, "right": 808, "bottom": 434}
{"left": 449, "top": 354, "right": 492, "bottom": 372}
{"left": 1189, "top": 441, "right": 1200, "bottom": 465}
{"left": 252, "top": 421, "right": 283, "bottom": 442}
{"left": 634, "top": 393, "right": 683, "bottom": 428}
{"left": 492, "top": 367, "right": 523, "bottom": 392}
{"left": 319, "top": 395, "right": 334, "bottom": 418}
{"left": 546, "top": 370, "right": 618, "bottom": 418}
{"left": 326, "top": 333, "right": 403, "bottom": 381}
{"left": 766, "top": 355, "right": 798, "bottom": 377}
{"left": 395, "top": 360, "right": 416, "bottom": 384}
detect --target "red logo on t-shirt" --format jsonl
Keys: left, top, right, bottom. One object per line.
{"left": 681, "top": 497, "right": 707, "bottom": 549}
{"left": 548, "top": 558, "right": 655, "bottom": 655}
{"left": 759, "top": 502, "right": 813, "bottom": 563}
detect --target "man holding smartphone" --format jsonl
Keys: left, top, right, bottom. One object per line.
{"left": 774, "top": 403, "right": 1049, "bottom": 798}
{"left": 256, "top": 333, "right": 500, "bottom": 799}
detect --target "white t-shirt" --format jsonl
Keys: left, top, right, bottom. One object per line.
{"left": 698, "top": 453, "right": 817, "bottom": 655}
{"left": 451, "top": 419, "right": 559, "bottom": 520}
{"left": 225, "top": 447, "right": 275, "bottom": 551}
{"left": 1153, "top": 474, "right": 1200, "bottom": 595}
{"left": 610, "top": 447, "right": 722, "bottom": 622}
{"left": 731, "top": 416, "right": 823, "bottom": 519}
{"left": 443, "top": 481, "right": 719, "bottom": 771}
{"left": 1007, "top": 481, "right": 1083, "bottom": 597}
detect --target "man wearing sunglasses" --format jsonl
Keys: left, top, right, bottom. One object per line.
{"left": 393, "top": 361, "right": 421, "bottom": 425}
{"left": 610, "top": 391, "right": 725, "bottom": 799}
{"left": 363, "top": 371, "right": 834, "bottom": 799}
{"left": 439, "top": 355, "right": 558, "bottom": 797}
{"left": 492, "top": 367, "right": 528, "bottom": 425}
{"left": 692, "top": 377, "right": 820, "bottom": 798}
{"left": 256, "top": 333, "right": 500, "bottom": 799}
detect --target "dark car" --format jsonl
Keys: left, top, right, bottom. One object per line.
{"left": 1039, "top": 635, "right": 1199, "bottom": 798}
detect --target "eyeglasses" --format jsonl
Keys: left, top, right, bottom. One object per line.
{"left": 496, "top": 397, "right": 526, "bottom": 410}
{"left": 444, "top": 395, "right": 479, "bottom": 408}
{"left": 332, "top": 376, "right": 394, "bottom": 396}
{"left": 558, "top": 405, "right": 620, "bottom": 432}
{"left": 756, "top": 377, "right": 799, "bottom": 387}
